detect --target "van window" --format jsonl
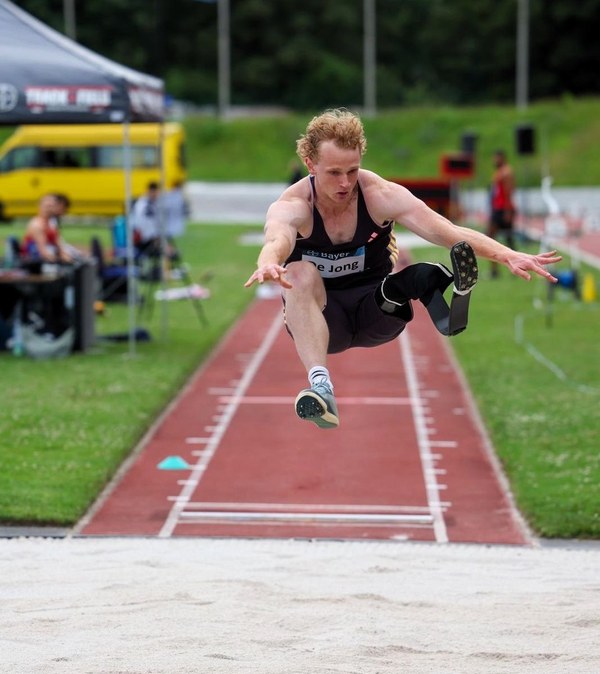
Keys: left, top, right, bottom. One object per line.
{"left": 96, "top": 145, "right": 159, "bottom": 169}
{"left": 0, "top": 144, "right": 158, "bottom": 172}
{"left": 0, "top": 146, "right": 39, "bottom": 172}
{"left": 0, "top": 145, "right": 93, "bottom": 171}
{"left": 40, "top": 147, "right": 92, "bottom": 168}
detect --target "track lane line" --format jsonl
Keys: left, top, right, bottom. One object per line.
{"left": 399, "top": 329, "right": 449, "bottom": 544}
{"left": 438, "top": 332, "right": 535, "bottom": 546}
{"left": 158, "top": 309, "right": 284, "bottom": 538}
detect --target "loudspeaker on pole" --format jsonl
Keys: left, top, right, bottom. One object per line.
{"left": 515, "top": 124, "right": 536, "bottom": 155}
{"left": 460, "top": 132, "right": 478, "bottom": 156}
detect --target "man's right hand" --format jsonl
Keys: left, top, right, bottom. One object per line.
{"left": 244, "top": 264, "right": 292, "bottom": 289}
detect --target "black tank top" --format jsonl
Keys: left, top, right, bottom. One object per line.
{"left": 285, "top": 176, "right": 398, "bottom": 290}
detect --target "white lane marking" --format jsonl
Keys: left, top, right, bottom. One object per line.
{"left": 181, "top": 502, "right": 437, "bottom": 513}
{"left": 178, "top": 512, "right": 434, "bottom": 525}
{"left": 439, "top": 334, "right": 535, "bottom": 545}
{"left": 178, "top": 518, "right": 434, "bottom": 530}
{"left": 158, "top": 311, "right": 284, "bottom": 538}
{"left": 217, "top": 395, "right": 419, "bottom": 405}
{"left": 399, "top": 331, "right": 449, "bottom": 544}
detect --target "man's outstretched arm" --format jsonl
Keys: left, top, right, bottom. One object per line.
{"left": 378, "top": 178, "right": 562, "bottom": 282}
{"left": 244, "top": 197, "right": 307, "bottom": 289}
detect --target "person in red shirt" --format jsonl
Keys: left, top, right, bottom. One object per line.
{"left": 487, "top": 150, "right": 516, "bottom": 277}
{"left": 21, "top": 194, "right": 74, "bottom": 265}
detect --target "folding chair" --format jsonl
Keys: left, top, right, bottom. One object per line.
{"left": 137, "top": 238, "right": 209, "bottom": 327}
{"left": 89, "top": 236, "right": 138, "bottom": 303}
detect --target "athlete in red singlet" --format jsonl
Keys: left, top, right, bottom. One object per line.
{"left": 487, "top": 150, "right": 516, "bottom": 277}
{"left": 20, "top": 194, "right": 73, "bottom": 264}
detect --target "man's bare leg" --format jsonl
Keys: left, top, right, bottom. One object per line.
{"left": 283, "top": 261, "right": 339, "bottom": 428}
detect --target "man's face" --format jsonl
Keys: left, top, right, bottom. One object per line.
{"left": 39, "top": 195, "right": 56, "bottom": 217}
{"left": 307, "top": 140, "right": 361, "bottom": 204}
{"left": 493, "top": 152, "right": 505, "bottom": 169}
{"left": 51, "top": 199, "right": 67, "bottom": 217}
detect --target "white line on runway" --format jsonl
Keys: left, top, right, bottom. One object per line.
{"left": 181, "top": 502, "right": 438, "bottom": 513}
{"left": 399, "top": 331, "right": 449, "bottom": 544}
{"left": 217, "top": 395, "right": 420, "bottom": 405}
{"left": 158, "top": 311, "right": 284, "bottom": 538}
{"left": 178, "top": 511, "right": 434, "bottom": 525}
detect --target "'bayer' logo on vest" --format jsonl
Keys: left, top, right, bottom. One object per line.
{"left": 0, "top": 84, "right": 18, "bottom": 112}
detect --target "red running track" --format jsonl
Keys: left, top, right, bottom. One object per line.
{"left": 78, "top": 294, "right": 531, "bottom": 545}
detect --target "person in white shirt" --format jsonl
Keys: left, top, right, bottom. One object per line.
{"left": 164, "top": 180, "right": 189, "bottom": 240}
{"left": 131, "top": 182, "right": 161, "bottom": 254}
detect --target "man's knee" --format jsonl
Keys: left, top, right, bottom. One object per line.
{"left": 283, "top": 261, "right": 326, "bottom": 307}
{"left": 285, "top": 261, "right": 322, "bottom": 288}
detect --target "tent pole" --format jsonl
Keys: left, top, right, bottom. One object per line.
{"left": 158, "top": 121, "right": 168, "bottom": 341}
{"left": 123, "top": 119, "right": 136, "bottom": 356}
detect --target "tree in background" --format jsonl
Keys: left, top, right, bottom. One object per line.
{"left": 16, "top": 0, "right": 600, "bottom": 109}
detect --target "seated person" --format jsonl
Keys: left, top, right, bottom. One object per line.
{"left": 131, "top": 182, "right": 161, "bottom": 256}
{"left": 131, "top": 182, "right": 179, "bottom": 276}
{"left": 20, "top": 194, "right": 74, "bottom": 266}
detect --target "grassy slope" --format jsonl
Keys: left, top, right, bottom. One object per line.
{"left": 183, "top": 98, "right": 600, "bottom": 187}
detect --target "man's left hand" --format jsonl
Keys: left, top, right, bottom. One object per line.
{"left": 506, "top": 250, "right": 562, "bottom": 282}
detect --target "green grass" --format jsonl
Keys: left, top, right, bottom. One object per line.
{"left": 0, "top": 222, "right": 261, "bottom": 525}
{"left": 411, "top": 242, "right": 600, "bottom": 538}
{"left": 1, "top": 96, "right": 600, "bottom": 537}
{"left": 182, "top": 97, "right": 600, "bottom": 187}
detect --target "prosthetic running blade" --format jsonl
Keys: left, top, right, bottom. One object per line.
{"left": 425, "top": 241, "right": 478, "bottom": 336}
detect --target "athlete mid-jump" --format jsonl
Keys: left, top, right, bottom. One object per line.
{"left": 245, "top": 109, "right": 561, "bottom": 429}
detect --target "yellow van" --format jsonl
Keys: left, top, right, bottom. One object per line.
{"left": 0, "top": 122, "right": 186, "bottom": 219}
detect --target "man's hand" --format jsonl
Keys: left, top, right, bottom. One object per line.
{"left": 244, "top": 263, "right": 292, "bottom": 289}
{"left": 506, "top": 250, "right": 562, "bottom": 282}
{"left": 59, "top": 250, "right": 74, "bottom": 264}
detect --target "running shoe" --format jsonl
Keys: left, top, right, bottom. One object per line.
{"left": 295, "top": 382, "right": 339, "bottom": 429}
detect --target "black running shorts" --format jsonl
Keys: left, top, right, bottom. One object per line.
{"left": 284, "top": 279, "right": 413, "bottom": 354}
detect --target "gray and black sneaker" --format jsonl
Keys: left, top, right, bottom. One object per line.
{"left": 295, "top": 382, "right": 339, "bottom": 429}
